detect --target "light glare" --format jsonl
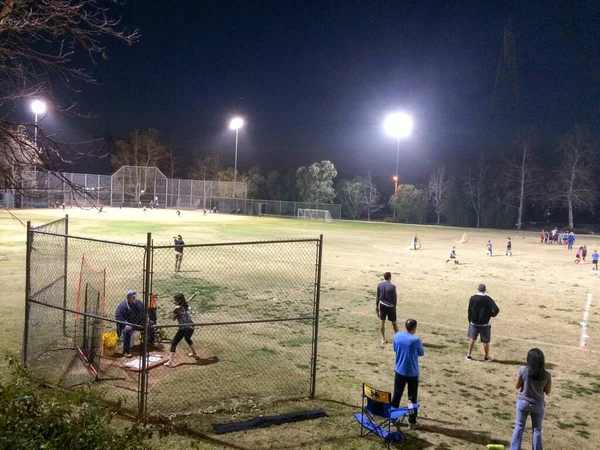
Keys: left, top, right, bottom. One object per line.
{"left": 229, "top": 117, "right": 244, "bottom": 130}
{"left": 384, "top": 112, "right": 413, "bottom": 138}
{"left": 31, "top": 99, "right": 47, "bottom": 115}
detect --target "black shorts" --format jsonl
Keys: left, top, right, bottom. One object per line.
{"left": 468, "top": 324, "right": 491, "bottom": 343}
{"left": 379, "top": 305, "right": 397, "bottom": 322}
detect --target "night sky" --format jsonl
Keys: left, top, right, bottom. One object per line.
{"left": 39, "top": 1, "right": 600, "bottom": 193}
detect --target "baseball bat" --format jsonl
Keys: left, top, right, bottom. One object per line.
{"left": 187, "top": 292, "right": 198, "bottom": 302}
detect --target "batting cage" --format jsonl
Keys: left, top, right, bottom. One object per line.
{"left": 23, "top": 216, "right": 323, "bottom": 418}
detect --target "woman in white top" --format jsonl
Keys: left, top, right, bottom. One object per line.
{"left": 510, "top": 348, "right": 552, "bottom": 450}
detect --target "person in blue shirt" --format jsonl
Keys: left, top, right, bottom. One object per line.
{"left": 115, "top": 290, "right": 155, "bottom": 357}
{"left": 392, "top": 319, "right": 424, "bottom": 428}
{"left": 446, "top": 246, "right": 459, "bottom": 264}
{"left": 592, "top": 249, "right": 599, "bottom": 271}
{"left": 567, "top": 232, "right": 575, "bottom": 250}
{"left": 487, "top": 241, "right": 493, "bottom": 256}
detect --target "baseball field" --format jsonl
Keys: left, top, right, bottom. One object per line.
{"left": 0, "top": 207, "right": 598, "bottom": 449}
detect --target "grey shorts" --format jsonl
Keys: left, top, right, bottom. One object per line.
{"left": 468, "top": 324, "right": 491, "bottom": 343}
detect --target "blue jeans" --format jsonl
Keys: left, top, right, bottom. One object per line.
{"left": 510, "top": 397, "right": 545, "bottom": 450}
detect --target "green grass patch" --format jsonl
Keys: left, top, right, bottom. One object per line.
{"left": 278, "top": 337, "right": 312, "bottom": 347}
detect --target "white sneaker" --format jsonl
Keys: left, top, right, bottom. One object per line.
{"left": 164, "top": 360, "right": 173, "bottom": 367}
{"left": 381, "top": 338, "right": 387, "bottom": 344}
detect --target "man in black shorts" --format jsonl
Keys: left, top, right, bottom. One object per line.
{"left": 466, "top": 283, "right": 500, "bottom": 362}
{"left": 376, "top": 272, "right": 399, "bottom": 344}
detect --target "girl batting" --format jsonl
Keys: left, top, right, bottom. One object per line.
{"left": 164, "top": 293, "right": 200, "bottom": 367}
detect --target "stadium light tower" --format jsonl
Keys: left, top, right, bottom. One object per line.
{"left": 384, "top": 112, "right": 413, "bottom": 217}
{"left": 31, "top": 99, "right": 47, "bottom": 146}
{"left": 229, "top": 117, "right": 244, "bottom": 199}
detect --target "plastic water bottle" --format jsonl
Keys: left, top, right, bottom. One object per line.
{"left": 407, "top": 400, "right": 414, "bottom": 416}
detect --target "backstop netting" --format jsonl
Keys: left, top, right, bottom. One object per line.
{"left": 297, "top": 208, "right": 333, "bottom": 222}
{"left": 24, "top": 217, "right": 323, "bottom": 418}
{"left": 74, "top": 257, "right": 106, "bottom": 379}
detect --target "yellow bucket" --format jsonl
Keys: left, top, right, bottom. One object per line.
{"left": 102, "top": 331, "right": 118, "bottom": 357}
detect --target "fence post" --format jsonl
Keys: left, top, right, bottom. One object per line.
{"left": 22, "top": 221, "right": 33, "bottom": 365}
{"left": 309, "top": 234, "right": 324, "bottom": 398}
{"left": 139, "top": 232, "right": 152, "bottom": 419}
{"left": 62, "top": 215, "right": 69, "bottom": 336}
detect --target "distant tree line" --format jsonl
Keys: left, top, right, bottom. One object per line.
{"left": 110, "top": 127, "right": 598, "bottom": 229}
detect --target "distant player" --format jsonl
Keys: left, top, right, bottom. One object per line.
{"left": 413, "top": 234, "right": 419, "bottom": 250}
{"left": 592, "top": 250, "right": 599, "bottom": 271}
{"left": 203, "top": 208, "right": 207, "bottom": 216}
{"left": 506, "top": 237, "right": 512, "bottom": 256}
{"left": 174, "top": 235, "right": 184, "bottom": 272}
{"left": 98, "top": 205, "right": 104, "bottom": 213}
{"left": 176, "top": 209, "right": 181, "bottom": 217}
{"left": 486, "top": 241, "right": 493, "bottom": 256}
{"left": 582, "top": 245, "right": 588, "bottom": 263}
{"left": 446, "top": 246, "right": 459, "bottom": 264}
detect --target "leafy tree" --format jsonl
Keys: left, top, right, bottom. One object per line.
{"left": 281, "top": 170, "right": 299, "bottom": 201}
{"left": 336, "top": 178, "right": 363, "bottom": 219}
{"left": 0, "top": 356, "right": 168, "bottom": 449}
{"left": 427, "top": 166, "right": 448, "bottom": 225}
{"left": 244, "top": 165, "right": 266, "bottom": 199}
{"left": 216, "top": 167, "right": 234, "bottom": 182}
{"left": 442, "top": 179, "right": 473, "bottom": 226}
{"left": 0, "top": 0, "right": 139, "bottom": 201}
{"left": 296, "top": 160, "right": 337, "bottom": 203}
{"left": 389, "top": 184, "right": 427, "bottom": 224}
{"left": 551, "top": 127, "right": 597, "bottom": 229}
{"left": 265, "top": 170, "right": 283, "bottom": 200}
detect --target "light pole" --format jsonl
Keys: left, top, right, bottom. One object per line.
{"left": 229, "top": 117, "right": 244, "bottom": 202}
{"left": 31, "top": 100, "right": 47, "bottom": 147}
{"left": 384, "top": 112, "right": 413, "bottom": 217}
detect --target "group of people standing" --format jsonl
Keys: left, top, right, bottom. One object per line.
{"left": 540, "top": 228, "right": 575, "bottom": 248}
{"left": 376, "top": 274, "right": 551, "bottom": 449}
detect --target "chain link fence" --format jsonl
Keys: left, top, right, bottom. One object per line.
{"left": 23, "top": 216, "right": 323, "bottom": 418}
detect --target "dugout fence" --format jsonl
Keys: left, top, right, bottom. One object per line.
{"left": 23, "top": 216, "right": 323, "bottom": 418}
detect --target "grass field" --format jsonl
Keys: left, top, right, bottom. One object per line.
{"left": 1, "top": 207, "right": 599, "bottom": 449}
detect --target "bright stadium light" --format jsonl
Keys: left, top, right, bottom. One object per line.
{"left": 31, "top": 100, "right": 47, "bottom": 115}
{"left": 229, "top": 117, "right": 244, "bottom": 130}
{"left": 384, "top": 112, "right": 413, "bottom": 139}
{"left": 31, "top": 99, "right": 47, "bottom": 146}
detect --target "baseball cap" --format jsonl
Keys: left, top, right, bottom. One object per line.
{"left": 127, "top": 290, "right": 136, "bottom": 297}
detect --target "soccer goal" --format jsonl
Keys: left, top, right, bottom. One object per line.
{"left": 297, "top": 208, "right": 333, "bottom": 222}
{"left": 74, "top": 256, "right": 106, "bottom": 379}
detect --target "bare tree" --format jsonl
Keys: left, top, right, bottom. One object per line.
{"left": 0, "top": 0, "right": 139, "bottom": 203}
{"left": 361, "top": 171, "right": 384, "bottom": 221}
{"left": 111, "top": 129, "right": 167, "bottom": 202}
{"left": 427, "top": 166, "right": 447, "bottom": 225}
{"left": 551, "top": 127, "right": 597, "bottom": 229}
{"left": 190, "top": 152, "right": 218, "bottom": 181}
{"left": 464, "top": 156, "right": 486, "bottom": 228}
{"left": 166, "top": 146, "right": 183, "bottom": 179}
{"left": 496, "top": 136, "right": 539, "bottom": 230}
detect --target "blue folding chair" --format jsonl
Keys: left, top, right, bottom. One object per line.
{"left": 354, "top": 383, "right": 419, "bottom": 448}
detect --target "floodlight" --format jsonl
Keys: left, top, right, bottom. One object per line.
{"left": 384, "top": 112, "right": 413, "bottom": 139}
{"left": 229, "top": 117, "right": 244, "bottom": 130}
{"left": 31, "top": 100, "right": 47, "bottom": 115}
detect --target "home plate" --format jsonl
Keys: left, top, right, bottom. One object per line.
{"left": 122, "top": 355, "right": 164, "bottom": 372}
